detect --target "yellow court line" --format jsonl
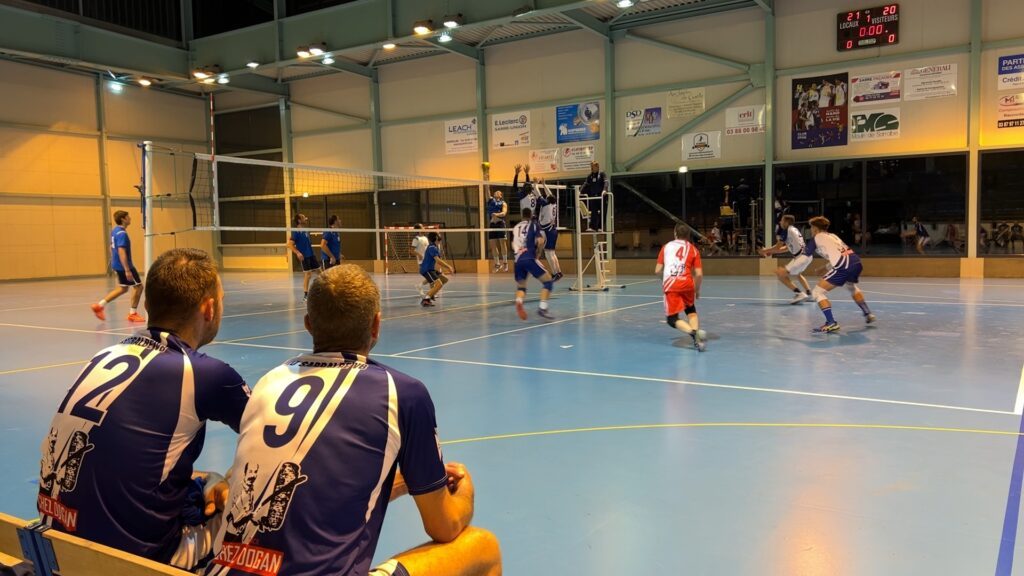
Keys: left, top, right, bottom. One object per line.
{"left": 0, "top": 359, "right": 88, "bottom": 376}
{"left": 440, "top": 422, "right": 1024, "bottom": 446}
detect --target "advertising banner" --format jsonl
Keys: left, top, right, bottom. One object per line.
{"left": 444, "top": 117, "right": 478, "bottom": 154}
{"left": 792, "top": 73, "right": 849, "bottom": 149}
{"left": 625, "top": 107, "right": 662, "bottom": 138}
{"left": 850, "top": 71, "right": 901, "bottom": 105}
{"left": 491, "top": 111, "right": 530, "bottom": 148}
{"left": 556, "top": 102, "right": 601, "bottom": 143}
{"left": 682, "top": 131, "right": 722, "bottom": 160}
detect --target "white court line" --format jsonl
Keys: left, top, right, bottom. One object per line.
{"left": 391, "top": 301, "right": 661, "bottom": 356}
{"left": 381, "top": 355, "right": 1017, "bottom": 416}
{"left": 0, "top": 301, "right": 99, "bottom": 314}
{"left": 1016, "top": 363, "right": 1024, "bottom": 416}
{"left": 0, "top": 322, "right": 134, "bottom": 337}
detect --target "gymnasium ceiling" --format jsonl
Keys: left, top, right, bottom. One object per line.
{"left": 0, "top": 0, "right": 765, "bottom": 98}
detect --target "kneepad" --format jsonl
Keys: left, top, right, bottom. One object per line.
{"left": 811, "top": 285, "right": 829, "bottom": 302}
{"left": 666, "top": 314, "right": 680, "bottom": 328}
{"left": 543, "top": 281, "right": 554, "bottom": 291}
{"left": 684, "top": 305, "right": 697, "bottom": 316}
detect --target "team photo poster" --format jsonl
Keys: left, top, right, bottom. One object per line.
{"left": 792, "top": 73, "right": 849, "bottom": 149}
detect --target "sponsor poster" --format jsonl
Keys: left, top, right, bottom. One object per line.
{"left": 491, "top": 111, "right": 530, "bottom": 148}
{"left": 850, "top": 71, "right": 902, "bottom": 106}
{"left": 529, "top": 148, "right": 560, "bottom": 174}
{"left": 443, "top": 117, "right": 478, "bottom": 155}
{"left": 904, "top": 64, "right": 957, "bottom": 101}
{"left": 725, "top": 105, "right": 766, "bottom": 135}
{"left": 998, "top": 54, "right": 1024, "bottom": 91}
{"left": 997, "top": 93, "right": 1024, "bottom": 129}
{"left": 667, "top": 88, "right": 704, "bottom": 120}
{"left": 561, "top": 145, "right": 596, "bottom": 171}
{"left": 850, "top": 107, "right": 901, "bottom": 141}
{"left": 682, "top": 131, "right": 722, "bottom": 160}
{"left": 625, "top": 107, "right": 662, "bottom": 138}
{"left": 791, "top": 73, "right": 849, "bottom": 149}
{"left": 556, "top": 102, "right": 601, "bottom": 143}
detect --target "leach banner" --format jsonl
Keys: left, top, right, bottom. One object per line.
{"left": 444, "top": 117, "right": 478, "bottom": 155}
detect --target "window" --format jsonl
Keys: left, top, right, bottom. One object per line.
{"left": 193, "top": 0, "right": 274, "bottom": 38}
{"left": 286, "top": 0, "right": 361, "bottom": 17}
{"left": 18, "top": 0, "right": 181, "bottom": 40}
{"left": 980, "top": 150, "right": 1024, "bottom": 256}
{"left": 775, "top": 160, "right": 860, "bottom": 249}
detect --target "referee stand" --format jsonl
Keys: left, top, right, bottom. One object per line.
{"left": 571, "top": 185, "right": 625, "bottom": 292}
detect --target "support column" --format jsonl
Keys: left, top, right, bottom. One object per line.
{"left": 95, "top": 75, "right": 112, "bottom": 272}
{"left": 963, "top": 0, "right": 984, "bottom": 277}
{"left": 604, "top": 36, "right": 616, "bottom": 256}
{"left": 370, "top": 69, "right": 383, "bottom": 264}
{"left": 477, "top": 53, "right": 489, "bottom": 269}
{"left": 279, "top": 97, "right": 294, "bottom": 270}
{"left": 762, "top": 9, "right": 776, "bottom": 256}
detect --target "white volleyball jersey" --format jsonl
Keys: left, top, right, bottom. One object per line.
{"left": 538, "top": 198, "right": 557, "bottom": 229}
{"left": 784, "top": 226, "right": 805, "bottom": 255}
{"left": 411, "top": 235, "right": 428, "bottom": 263}
{"left": 806, "top": 232, "right": 853, "bottom": 268}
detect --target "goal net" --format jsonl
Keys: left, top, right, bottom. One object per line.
{"left": 383, "top": 224, "right": 454, "bottom": 275}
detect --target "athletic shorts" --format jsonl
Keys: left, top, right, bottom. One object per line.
{"left": 115, "top": 267, "right": 141, "bottom": 287}
{"left": 488, "top": 221, "right": 506, "bottom": 240}
{"left": 664, "top": 289, "right": 695, "bottom": 317}
{"left": 543, "top": 228, "right": 558, "bottom": 250}
{"left": 823, "top": 255, "right": 862, "bottom": 287}
{"left": 300, "top": 256, "right": 319, "bottom": 272}
{"left": 514, "top": 258, "right": 548, "bottom": 282}
{"left": 421, "top": 269, "right": 441, "bottom": 283}
{"left": 785, "top": 253, "right": 812, "bottom": 275}
{"left": 321, "top": 258, "right": 338, "bottom": 270}
{"left": 369, "top": 559, "right": 411, "bottom": 576}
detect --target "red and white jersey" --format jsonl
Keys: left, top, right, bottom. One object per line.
{"left": 658, "top": 239, "right": 701, "bottom": 292}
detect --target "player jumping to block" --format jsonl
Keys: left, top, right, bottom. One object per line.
{"left": 512, "top": 207, "right": 554, "bottom": 320}
{"left": 805, "top": 216, "right": 877, "bottom": 333}
{"left": 287, "top": 214, "right": 319, "bottom": 301}
{"left": 420, "top": 232, "right": 454, "bottom": 308}
{"left": 656, "top": 223, "right": 706, "bottom": 352}
{"left": 91, "top": 210, "right": 145, "bottom": 322}
{"left": 536, "top": 179, "right": 563, "bottom": 282}
{"left": 759, "top": 214, "right": 814, "bottom": 304}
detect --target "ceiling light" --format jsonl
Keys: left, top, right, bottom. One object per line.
{"left": 322, "top": 55, "right": 335, "bottom": 65}
{"left": 202, "top": 77, "right": 216, "bottom": 84}
{"left": 217, "top": 74, "right": 230, "bottom": 84}
{"left": 443, "top": 14, "right": 463, "bottom": 28}
{"left": 193, "top": 70, "right": 209, "bottom": 79}
{"left": 438, "top": 32, "right": 452, "bottom": 43}
{"left": 308, "top": 42, "right": 327, "bottom": 56}
{"left": 382, "top": 42, "right": 397, "bottom": 50}
{"left": 246, "top": 61, "right": 260, "bottom": 69}
{"left": 137, "top": 78, "right": 152, "bottom": 87}
{"left": 296, "top": 46, "right": 311, "bottom": 58}
{"left": 413, "top": 20, "right": 434, "bottom": 35}
{"left": 107, "top": 82, "right": 124, "bottom": 94}
{"left": 678, "top": 166, "right": 689, "bottom": 173}
{"left": 617, "top": 0, "right": 634, "bottom": 7}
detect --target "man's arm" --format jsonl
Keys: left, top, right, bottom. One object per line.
{"left": 694, "top": 267, "right": 703, "bottom": 299}
{"left": 320, "top": 238, "right": 331, "bottom": 262}
{"left": 758, "top": 241, "right": 788, "bottom": 256}
{"left": 287, "top": 237, "right": 304, "bottom": 260}
{"left": 654, "top": 263, "right": 664, "bottom": 274}
{"left": 117, "top": 247, "right": 134, "bottom": 281}
{"left": 434, "top": 256, "right": 455, "bottom": 274}
{"left": 410, "top": 464, "right": 475, "bottom": 543}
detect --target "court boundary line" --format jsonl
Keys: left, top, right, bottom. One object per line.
{"left": 380, "top": 354, "right": 1017, "bottom": 416}
{"left": 1016, "top": 364, "right": 1024, "bottom": 416}
{"left": 0, "top": 359, "right": 88, "bottom": 376}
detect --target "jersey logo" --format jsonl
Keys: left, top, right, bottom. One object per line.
{"left": 225, "top": 461, "right": 308, "bottom": 540}
{"left": 39, "top": 428, "right": 95, "bottom": 494}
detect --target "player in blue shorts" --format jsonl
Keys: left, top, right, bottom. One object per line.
{"left": 536, "top": 180, "right": 563, "bottom": 282}
{"left": 420, "top": 232, "right": 455, "bottom": 307}
{"left": 486, "top": 190, "right": 509, "bottom": 272}
{"left": 320, "top": 214, "right": 342, "bottom": 270}
{"left": 91, "top": 210, "right": 146, "bottom": 322}
{"left": 42, "top": 248, "right": 250, "bottom": 571}
{"left": 902, "top": 216, "right": 931, "bottom": 255}
{"left": 805, "top": 216, "right": 877, "bottom": 333}
{"left": 207, "top": 264, "right": 501, "bottom": 576}
{"left": 512, "top": 207, "right": 554, "bottom": 320}
{"left": 287, "top": 214, "right": 319, "bottom": 301}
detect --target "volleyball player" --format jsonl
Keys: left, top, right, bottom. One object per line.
{"left": 207, "top": 265, "right": 500, "bottom": 576}
{"left": 420, "top": 232, "right": 454, "bottom": 307}
{"left": 536, "top": 179, "right": 563, "bottom": 281}
{"left": 656, "top": 223, "right": 706, "bottom": 351}
{"left": 91, "top": 210, "right": 145, "bottom": 322}
{"left": 904, "top": 216, "right": 931, "bottom": 255}
{"left": 758, "top": 214, "right": 813, "bottom": 304}
{"left": 320, "top": 214, "right": 342, "bottom": 270}
{"left": 512, "top": 207, "right": 554, "bottom": 320}
{"left": 411, "top": 224, "right": 431, "bottom": 296}
{"left": 513, "top": 163, "right": 538, "bottom": 215}
{"left": 42, "top": 248, "right": 250, "bottom": 571}
{"left": 805, "top": 216, "right": 877, "bottom": 333}
{"left": 287, "top": 214, "right": 319, "bottom": 301}
{"left": 486, "top": 190, "right": 509, "bottom": 272}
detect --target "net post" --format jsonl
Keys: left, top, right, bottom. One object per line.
{"left": 574, "top": 185, "right": 583, "bottom": 289}
{"left": 142, "top": 141, "right": 154, "bottom": 273}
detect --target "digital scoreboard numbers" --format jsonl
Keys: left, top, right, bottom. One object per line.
{"left": 837, "top": 4, "right": 900, "bottom": 51}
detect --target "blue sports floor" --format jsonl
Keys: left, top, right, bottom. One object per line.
{"left": 3, "top": 271, "right": 1024, "bottom": 574}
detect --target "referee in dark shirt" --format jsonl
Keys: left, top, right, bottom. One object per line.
{"left": 581, "top": 161, "right": 608, "bottom": 231}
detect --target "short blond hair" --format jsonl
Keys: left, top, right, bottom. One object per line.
{"left": 307, "top": 264, "right": 380, "bottom": 352}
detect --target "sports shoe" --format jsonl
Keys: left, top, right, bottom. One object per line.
{"left": 693, "top": 329, "right": 707, "bottom": 352}
{"left": 812, "top": 322, "right": 840, "bottom": 333}
{"left": 303, "top": 293, "right": 308, "bottom": 302}
{"left": 90, "top": 303, "right": 105, "bottom": 321}
{"left": 126, "top": 312, "right": 145, "bottom": 323}
{"left": 515, "top": 301, "right": 527, "bottom": 320}
{"left": 865, "top": 313, "right": 877, "bottom": 324}
{"left": 421, "top": 298, "right": 435, "bottom": 307}
{"left": 537, "top": 308, "right": 553, "bottom": 319}
{"left": 790, "top": 292, "right": 809, "bottom": 305}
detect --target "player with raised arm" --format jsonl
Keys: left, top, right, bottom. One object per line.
{"left": 420, "top": 232, "right": 455, "bottom": 307}
{"left": 320, "top": 214, "right": 342, "bottom": 270}
{"left": 513, "top": 163, "right": 538, "bottom": 215}
{"left": 536, "top": 179, "right": 563, "bottom": 282}
{"left": 759, "top": 214, "right": 814, "bottom": 304}
{"left": 512, "top": 207, "right": 554, "bottom": 320}
{"left": 91, "top": 210, "right": 145, "bottom": 322}
{"left": 805, "top": 216, "right": 877, "bottom": 333}
{"left": 287, "top": 214, "right": 319, "bottom": 301}
{"left": 207, "top": 264, "right": 501, "bottom": 576}
{"left": 656, "top": 223, "right": 706, "bottom": 351}
{"left": 44, "top": 248, "right": 250, "bottom": 571}
{"left": 487, "top": 190, "right": 509, "bottom": 273}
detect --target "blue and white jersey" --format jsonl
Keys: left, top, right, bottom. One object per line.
{"left": 538, "top": 196, "right": 558, "bottom": 231}
{"left": 777, "top": 225, "right": 805, "bottom": 255}
{"left": 110, "top": 226, "right": 133, "bottom": 272}
{"left": 512, "top": 219, "right": 543, "bottom": 262}
{"left": 486, "top": 198, "right": 507, "bottom": 223}
{"left": 289, "top": 231, "right": 314, "bottom": 259}
{"left": 419, "top": 244, "right": 439, "bottom": 275}
{"left": 804, "top": 232, "right": 855, "bottom": 269}
{"left": 518, "top": 186, "right": 539, "bottom": 215}
{"left": 208, "top": 353, "right": 447, "bottom": 576}
{"left": 39, "top": 329, "right": 250, "bottom": 563}
{"left": 915, "top": 221, "right": 929, "bottom": 238}
{"left": 321, "top": 231, "right": 341, "bottom": 262}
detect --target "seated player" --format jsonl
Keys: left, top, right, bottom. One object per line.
{"left": 91, "top": 210, "right": 145, "bottom": 322}
{"left": 287, "top": 214, "right": 319, "bottom": 301}
{"left": 207, "top": 264, "right": 501, "bottom": 576}
{"left": 656, "top": 223, "right": 706, "bottom": 351}
{"left": 758, "top": 214, "right": 813, "bottom": 304}
{"left": 320, "top": 215, "right": 342, "bottom": 270}
{"left": 41, "top": 248, "right": 250, "bottom": 571}
{"left": 536, "top": 179, "right": 563, "bottom": 282}
{"left": 512, "top": 207, "right": 554, "bottom": 320}
{"left": 486, "top": 190, "right": 509, "bottom": 272}
{"left": 420, "top": 232, "right": 455, "bottom": 307}
{"left": 804, "top": 216, "right": 877, "bottom": 333}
